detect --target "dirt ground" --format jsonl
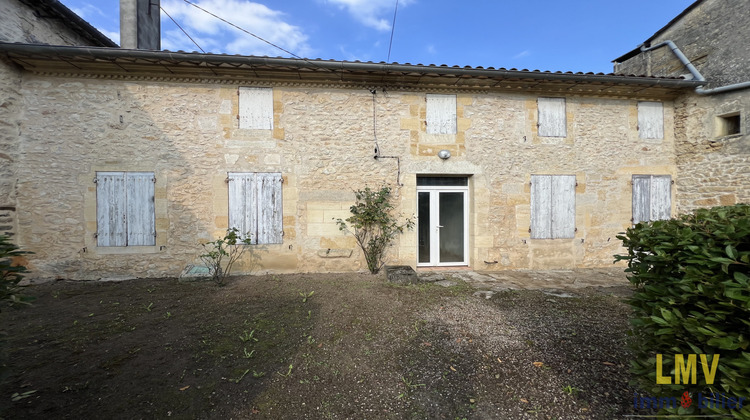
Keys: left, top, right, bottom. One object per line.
{"left": 0, "top": 271, "right": 645, "bottom": 419}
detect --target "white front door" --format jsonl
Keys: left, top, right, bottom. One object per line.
{"left": 417, "top": 178, "right": 469, "bottom": 266}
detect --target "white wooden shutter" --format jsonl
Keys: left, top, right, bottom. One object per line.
{"left": 538, "top": 97, "right": 567, "bottom": 137}
{"left": 96, "top": 172, "right": 127, "bottom": 246}
{"left": 239, "top": 87, "right": 273, "bottom": 130}
{"left": 531, "top": 175, "right": 552, "bottom": 239}
{"left": 551, "top": 175, "right": 576, "bottom": 238}
{"left": 632, "top": 175, "right": 651, "bottom": 224}
{"left": 426, "top": 94, "right": 457, "bottom": 134}
{"left": 126, "top": 172, "right": 155, "bottom": 246}
{"left": 638, "top": 101, "right": 664, "bottom": 139}
{"left": 531, "top": 175, "right": 575, "bottom": 238}
{"left": 228, "top": 173, "right": 257, "bottom": 243}
{"left": 650, "top": 176, "right": 671, "bottom": 221}
{"left": 633, "top": 175, "right": 671, "bottom": 223}
{"left": 257, "top": 173, "right": 283, "bottom": 244}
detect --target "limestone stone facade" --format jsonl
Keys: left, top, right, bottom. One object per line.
{"left": 4, "top": 0, "right": 747, "bottom": 281}
{"left": 0, "top": 42, "right": 700, "bottom": 279}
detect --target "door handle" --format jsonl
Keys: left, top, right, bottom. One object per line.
{"left": 436, "top": 225, "right": 444, "bottom": 228}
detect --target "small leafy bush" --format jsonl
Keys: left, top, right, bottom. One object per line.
{"left": 335, "top": 186, "right": 414, "bottom": 274}
{"left": 615, "top": 204, "right": 750, "bottom": 418}
{"left": 200, "top": 228, "right": 254, "bottom": 286}
{"left": 0, "top": 234, "right": 33, "bottom": 311}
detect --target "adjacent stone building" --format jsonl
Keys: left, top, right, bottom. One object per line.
{"left": 0, "top": 0, "right": 745, "bottom": 280}
{"left": 0, "top": 0, "right": 116, "bottom": 240}
{"left": 614, "top": 0, "right": 750, "bottom": 212}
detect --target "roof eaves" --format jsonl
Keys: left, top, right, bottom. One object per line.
{"left": 0, "top": 42, "right": 703, "bottom": 89}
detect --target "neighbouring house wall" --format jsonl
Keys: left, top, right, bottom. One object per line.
{"left": 0, "top": 0, "right": 111, "bottom": 240}
{"left": 14, "top": 72, "right": 680, "bottom": 279}
{"left": 0, "top": 59, "right": 22, "bottom": 238}
{"left": 0, "top": 0, "right": 99, "bottom": 46}
{"left": 614, "top": 0, "right": 750, "bottom": 214}
{"left": 613, "top": 0, "right": 750, "bottom": 89}
{"left": 673, "top": 90, "right": 750, "bottom": 212}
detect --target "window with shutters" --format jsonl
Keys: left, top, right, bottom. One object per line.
{"left": 632, "top": 175, "right": 671, "bottom": 223}
{"left": 96, "top": 172, "right": 155, "bottom": 247}
{"left": 637, "top": 101, "right": 664, "bottom": 139}
{"left": 537, "top": 97, "right": 567, "bottom": 137}
{"left": 239, "top": 87, "right": 273, "bottom": 130}
{"left": 530, "top": 175, "right": 576, "bottom": 239}
{"left": 426, "top": 94, "right": 457, "bottom": 134}
{"left": 228, "top": 172, "right": 283, "bottom": 244}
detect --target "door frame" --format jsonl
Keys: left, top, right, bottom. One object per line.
{"left": 416, "top": 184, "right": 469, "bottom": 267}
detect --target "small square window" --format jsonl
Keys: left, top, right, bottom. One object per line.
{"left": 717, "top": 113, "right": 741, "bottom": 137}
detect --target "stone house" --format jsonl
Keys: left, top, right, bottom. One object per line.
{"left": 614, "top": 0, "right": 750, "bottom": 212}
{"left": 1, "top": 0, "right": 743, "bottom": 280}
{"left": 0, "top": 0, "right": 117, "bottom": 240}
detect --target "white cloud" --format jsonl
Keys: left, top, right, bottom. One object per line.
{"left": 513, "top": 50, "right": 531, "bottom": 59}
{"left": 70, "top": 4, "right": 104, "bottom": 21}
{"left": 160, "top": 0, "right": 311, "bottom": 57}
{"left": 324, "top": 0, "right": 412, "bottom": 31}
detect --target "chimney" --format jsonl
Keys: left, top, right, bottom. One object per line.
{"left": 120, "top": 0, "right": 161, "bottom": 50}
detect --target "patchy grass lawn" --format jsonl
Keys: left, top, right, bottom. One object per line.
{"left": 1, "top": 273, "right": 641, "bottom": 419}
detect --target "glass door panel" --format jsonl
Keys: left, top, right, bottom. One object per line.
{"left": 438, "top": 192, "right": 465, "bottom": 263}
{"left": 417, "top": 192, "right": 431, "bottom": 264}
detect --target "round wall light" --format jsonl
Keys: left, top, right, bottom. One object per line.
{"left": 437, "top": 149, "right": 451, "bottom": 160}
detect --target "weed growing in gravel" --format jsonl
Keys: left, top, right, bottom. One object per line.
{"left": 242, "top": 348, "right": 255, "bottom": 359}
{"left": 239, "top": 330, "right": 258, "bottom": 343}
{"left": 278, "top": 364, "right": 293, "bottom": 377}
{"left": 562, "top": 385, "right": 581, "bottom": 396}
{"left": 299, "top": 291, "right": 314, "bottom": 303}
{"left": 398, "top": 375, "right": 425, "bottom": 399}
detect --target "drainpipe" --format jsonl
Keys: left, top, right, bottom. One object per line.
{"left": 640, "top": 41, "right": 750, "bottom": 95}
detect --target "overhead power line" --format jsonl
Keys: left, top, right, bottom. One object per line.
{"left": 177, "top": 0, "right": 338, "bottom": 75}
{"left": 161, "top": 5, "right": 205, "bottom": 53}
{"left": 386, "top": 0, "right": 399, "bottom": 63}
{"left": 181, "top": 0, "right": 303, "bottom": 60}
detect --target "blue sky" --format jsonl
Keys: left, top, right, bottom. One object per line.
{"left": 63, "top": 0, "right": 695, "bottom": 73}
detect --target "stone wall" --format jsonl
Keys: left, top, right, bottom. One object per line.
{"left": 614, "top": 0, "right": 750, "bottom": 214}
{"left": 1, "top": 0, "right": 107, "bottom": 241}
{"left": 0, "top": 0, "right": 96, "bottom": 46}
{"left": 12, "top": 72, "right": 682, "bottom": 279}
{"left": 673, "top": 90, "right": 750, "bottom": 212}
{"left": 614, "top": 0, "right": 750, "bottom": 88}
{"left": 0, "top": 60, "right": 22, "bottom": 238}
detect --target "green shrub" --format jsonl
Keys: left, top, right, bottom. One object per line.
{"left": 0, "top": 234, "right": 33, "bottom": 311}
{"left": 199, "top": 228, "right": 254, "bottom": 286}
{"left": 335, "top": 186, "right": 414, "bottom": 274}
{"left": 616, "top": 204, "right": 750, "bottom": 418}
